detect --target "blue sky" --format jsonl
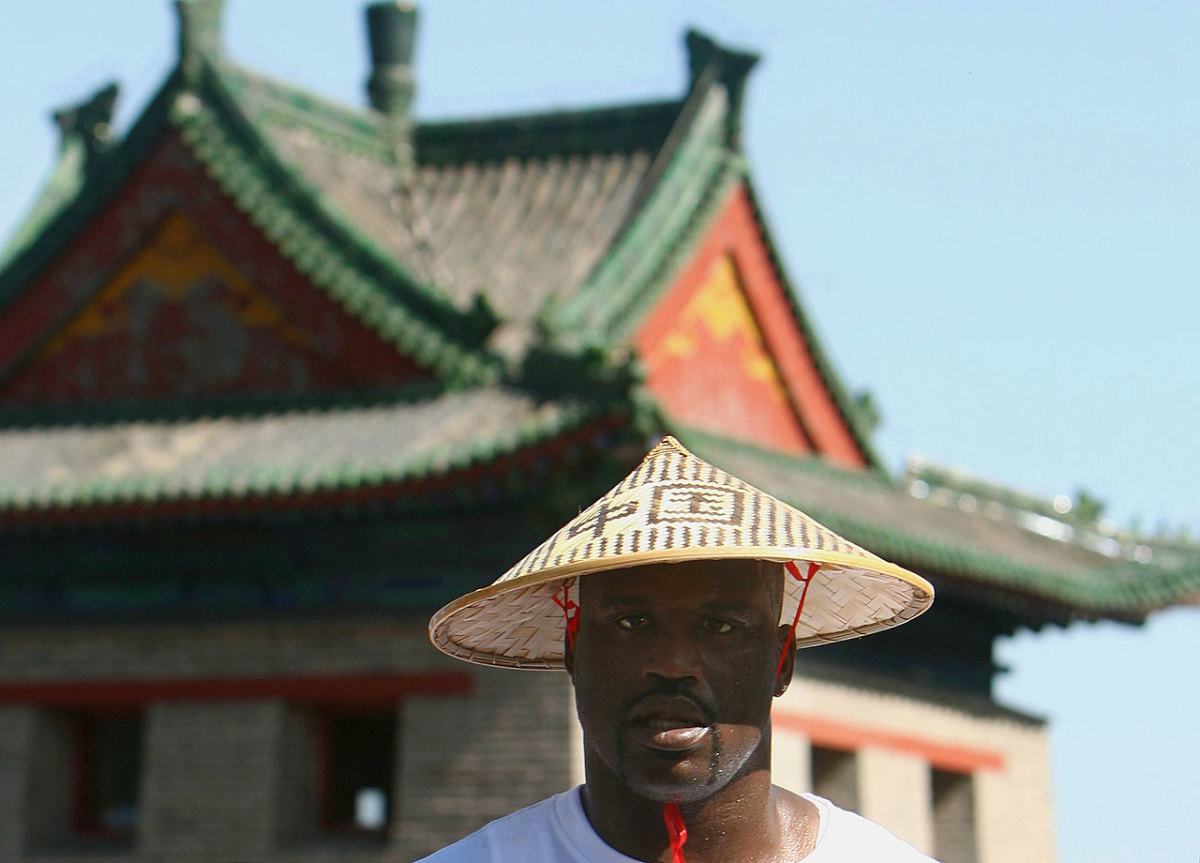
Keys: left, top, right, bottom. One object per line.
{"left": 0, "top": 3, "right": 1196, "bottom": 860}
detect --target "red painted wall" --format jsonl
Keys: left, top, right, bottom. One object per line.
{"left": 0, "top": 133, "right": 431, "bottom": 407}
{"left": 634, "top": 186, "right": 867, "bottom": 467}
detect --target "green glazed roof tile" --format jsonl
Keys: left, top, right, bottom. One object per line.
{"left": 0, "top": 387, "right": 610, "bottom": 512}
{"left": 164, "top": 67, "right": 501, "bottom": 385}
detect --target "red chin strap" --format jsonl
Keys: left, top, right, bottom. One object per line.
{"left": 776, "top": 560, "right": 820, "bottom": 681}
{"left": 553, "top": 583, "right": 580, "bottom": 651}
{"left": 663, "top": 801, "right": 688, "bottom": 863}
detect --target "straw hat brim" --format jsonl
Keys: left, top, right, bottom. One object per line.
{"left": 430, "top": 545, "right": 932, "bottom": 669}
{"left": 429, "top": 436, "right": 934, "bottom": 669}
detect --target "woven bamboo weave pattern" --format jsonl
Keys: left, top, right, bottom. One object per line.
{"left": 429, "top": 436, "right": 933, "bottom": 669}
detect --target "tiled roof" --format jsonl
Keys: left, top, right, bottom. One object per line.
{"left": 674, "top": 426, "right": 1200, "bottom": 621}
{"left": 4, "top": 8, "right": 1190, "bottom": 628}
{"left": 241, "top": 71, "right": 670, "bottom": 355}
{"left": 212, "top": 40, "right": 754, "bottom": 362}
{"left": 0, "top": 387, "right": 599, "bottom": 512}
{"left": 0, "top": 63, "right": 503, "bottom": 391}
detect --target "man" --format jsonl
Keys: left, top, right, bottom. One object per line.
{"left": 425, "top": 436, "right": 937, "bottom": 861}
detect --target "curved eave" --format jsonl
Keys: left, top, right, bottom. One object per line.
{"left": 540, "top": 72, "right": 880, "bottom": 472}
{"left": 738, "top": 178, "right": 883, "bottom": 470}
{"left": 0, "top": 403, "right": 628, "bottom": 526}
{"left": 671, "top": 426, "right": 1200, "bottom": 622}
{"left": 808, "top": 506, "right": 1191, "bottom": 624}
{"left": 0, "top": 136, "right": 89, "bottom": 270}
{"left": 543, "top": 71, "right": 738, "bottom": 343}
{"left": 0, "top": 74, "right": 180, "bottom": 312}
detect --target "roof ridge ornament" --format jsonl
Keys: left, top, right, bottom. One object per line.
{"left": 366, "top": 4, "right": 442, "bottom": 297}
{"left": 684, "top": 28, "right": 760, "bottom": 148}
{"left": 175, "top": 0, "right": 227, "bottom": 85}
{"left": 365, "top": 2, "right": 418, "bottom": 117}
{"left": 51, "top": 82, "right": 119, "bottom": 172}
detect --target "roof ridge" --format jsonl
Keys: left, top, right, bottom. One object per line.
{"left": 669, "top": 423, "right": 895, "bottom": 490}
{"left": 415, "top": 98, "right": 683, "bottom": 166}
{"left": 0, "top": 70, "right": 182, "bottom": 311}
{"left": 0, "top": 82, "right": 120, "bottom": 268}
{"left": 174, "top": 58, "right": 503, "bottom": 383}
{"left": 540, "top": 76, "right": 736, "bottom": 343}
{"left": 219, "top": 61, "right": 387, "bottom": 156}
{"left": 418, "top": 97, "right": 682, "bottom": 132}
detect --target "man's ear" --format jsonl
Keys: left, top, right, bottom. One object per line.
{"left": 774, "top": 623, "right": 796, "bottom": 696}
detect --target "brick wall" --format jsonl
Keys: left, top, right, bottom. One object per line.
{"left": 396, "top": 668, "right": 574, "bottom": 860}
{"left": 0, "top": 621, "right": 1055, "bottom": 862}
{"left": 0, "top": 706, "right": 34, "bottom": 859}
{"left": 858, "top": 746, "right": 934, "bottom": 853}
{"left": 772, "top": 672, "right": 1056, "bottom": 863}
{"left": 140, "top": 701, "right": 280, "bottom": 861}
{"left": 0, "top": 619, "right": 574, "bottom": 863}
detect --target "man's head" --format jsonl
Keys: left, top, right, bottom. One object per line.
{"left": 565, "top": 559, "right": 794, "bottom": 804}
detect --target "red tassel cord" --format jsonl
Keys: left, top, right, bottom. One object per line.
{"left": 553, "top": 583, "right": 580, "bottom": 650}
{"left": 775, "top": 561, "right": 820, "bottom": 681}
{"left": 663, "top": 802, "right": 688, "bottom": 863}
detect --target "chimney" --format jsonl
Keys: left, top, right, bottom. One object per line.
{"left": 365, "top": 2, "right": 417, "bottom": 116}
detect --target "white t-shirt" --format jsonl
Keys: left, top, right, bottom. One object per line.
{"left": 417, "top": 786, "right": 937, "bottom": 862}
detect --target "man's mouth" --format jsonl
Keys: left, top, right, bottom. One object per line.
{"left": 625, "top": 695, "right": 713, "bottom": 752}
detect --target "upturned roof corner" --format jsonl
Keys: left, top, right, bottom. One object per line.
{"left": 685, "top": 28, "right": 760, "bottom": 149}
{"left": 52, "top": 82, "right": 119, "bottom": 169}
{"left": 0, "top": 82, "right": 120, "bottom": 268}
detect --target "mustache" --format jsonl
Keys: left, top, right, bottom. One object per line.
{"left": 619, "top": 678, "right": 718, "bottom": 726}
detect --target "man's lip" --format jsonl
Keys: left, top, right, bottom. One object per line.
{"left": 630, "top": 724, "right": 711, "bottom": 751}
{"left": 627, "top": 694, "right": 711, "bottom": 727}
{"left": 625, "top": 694, "right": 712, "bottom": 751}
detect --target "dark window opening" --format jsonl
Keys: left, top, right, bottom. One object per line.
{"left": 73, "top": 712, "right": 142, "bottom": 840}
{"left": 932, "top": 768, "right": 978, "bottom": 863}
{"left": 810, "top": 745, "right": 859, "bottom": 812}
{"left": 321, "top": 711, "right": 397, "bottom": 835}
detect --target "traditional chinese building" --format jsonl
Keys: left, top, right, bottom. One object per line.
{"left": 0, "top": 4, "right": 1195, "bottom": 863}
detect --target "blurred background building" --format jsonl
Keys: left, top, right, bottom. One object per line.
{"left": 0, "top": 2, "right": 1195, "bottom": 862}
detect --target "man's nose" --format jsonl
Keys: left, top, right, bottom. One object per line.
{"left": 641, "top": 630, "right": 702, "bottom": 681}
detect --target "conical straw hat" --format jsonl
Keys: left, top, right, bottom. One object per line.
{"left": 429, "top": 436, "right": 933, "bottom": 669}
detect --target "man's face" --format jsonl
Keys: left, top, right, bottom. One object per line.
{"left": 566, "top": 559, "right": 790, "bottom": 805}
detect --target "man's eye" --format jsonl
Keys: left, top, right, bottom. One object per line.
{"left": 704, "top": 619, "right": 734, "bottom": 634}
{"left": 616, "top": 616, "right": 648, "bottom": 630}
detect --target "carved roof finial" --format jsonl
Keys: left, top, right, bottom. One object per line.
{"left": 52, "top": 82, "right": 119, "bottom": 170}
{"left": 175, "top": 0, "right": 227, "bottom": 83}
{"left": 365, "top": 2, "right": 418, "bottom": 117}
{"left": 685, "top": 29, "right": 760, "bottom": 148}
